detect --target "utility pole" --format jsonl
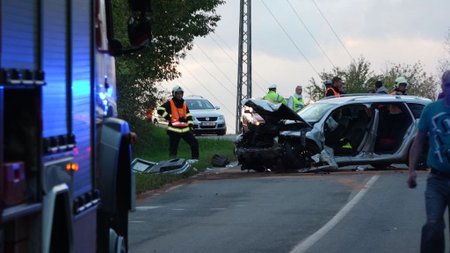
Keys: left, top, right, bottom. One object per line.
{"left": 236, "top": 0, "right": 252, "bottom": 133}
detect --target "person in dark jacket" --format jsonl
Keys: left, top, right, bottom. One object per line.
{"left": 374, "top": 80, "right": 388, "bottom": 94}
{"left": 325, "top": 76, "right": 343, "bottom": 97}
{"left": 157, "top": 85, "right": 199, "bottom": 162}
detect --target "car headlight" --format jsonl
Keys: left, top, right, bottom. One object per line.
{"left": 218, "top": 115, "right": 224, "bottom": 121}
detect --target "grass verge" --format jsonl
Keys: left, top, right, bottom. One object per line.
{"left": 131, "top": 119, "right": 236, "bottom": 194}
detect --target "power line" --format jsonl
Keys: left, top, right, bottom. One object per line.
{"left": 177, "top": 78, "right": 236, "bottom": 129}
{"left": 209, "top": 34, "right": 268, "bottom": 93}
{"left": 311, "top": 0, "right": 354, "bottom": 61}
{"left": 180, "top": 61, "right": 236, "bottom": 121}
{"left": 194, "top": 43, "right": 236, "bottom": 88}
{"left": 261, "top": 0, "right": 320, "bottom": 75}
{"left": 286, "top": 0, "right": 336, "bottom": 68}
{"left": 186, "top": 51, "right": 236, "bottom": 97}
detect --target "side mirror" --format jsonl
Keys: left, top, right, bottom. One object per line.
{"left": 128, "top": 0, "right": 152, "bottom": 12}
{"left": 127, "top": 13, "right": 152, "bottom": 47}
{"left": 127, "top": 0, "right": 152, "bottom": 47}
{"left": 105, "top": 0, "right": 152, "bottom": 56}
{"left": 214, "top": 105, "right": 220, "bottom": 110}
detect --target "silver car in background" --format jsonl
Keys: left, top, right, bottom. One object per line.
{"left": 184, "top": 96, "right": 227, "bottom": 135}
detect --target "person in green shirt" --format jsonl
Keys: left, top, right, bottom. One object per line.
{"left": 262, "top": 84, "right": 287, "bottom": 105}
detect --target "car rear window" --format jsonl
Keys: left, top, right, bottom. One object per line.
{"left": 407, "top": 103, "right": 425, "bottom": 119}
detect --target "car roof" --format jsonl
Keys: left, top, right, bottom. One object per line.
{"left": 184, "top": 95, "right": 206, "bottom": 100}
{"left": 316, "top": 94, "right": 432, "bottom": 105}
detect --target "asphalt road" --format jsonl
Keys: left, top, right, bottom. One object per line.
{"left": 129, "top": 169, "right": 430, "bottom": 253}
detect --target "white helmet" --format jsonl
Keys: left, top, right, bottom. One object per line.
{"left": 268, "top": 84, "right": 277, "bottom": 90}
{"left": 172, "top": 85, "right": 184, "bottom": 96}
{"left": 395, "top": 76, "right": 408, "bottom": 86}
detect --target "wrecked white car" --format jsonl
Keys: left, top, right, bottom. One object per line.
{"left": 236, "top": 95, "right": 431, "bottom": 172}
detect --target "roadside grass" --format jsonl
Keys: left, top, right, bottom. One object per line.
{"left": 132, "top": 119, "right": 236, "bottom": 193}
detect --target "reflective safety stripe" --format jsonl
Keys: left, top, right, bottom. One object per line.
{"left": 326, "top": 87, "right": 340, "bottom": 97}
{"left": 168, "top": 126, "right": 191, "bottom": 133}
{"left": 172, "top": 121, "right": 189, "bottom": 127}
{"left": 157, "top": 106, "right": 169, "bottom": 118}
{"left": 290, "top": 96, "right": 304, "bottom": 111}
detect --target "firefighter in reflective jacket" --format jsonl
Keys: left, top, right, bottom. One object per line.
{"left": 157, "top": 85, "right": 199, "bottom": 160}
{"left": 325, "top": 76, "right": 343, "bottom": 97}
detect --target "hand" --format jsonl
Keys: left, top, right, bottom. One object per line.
{"left": 129, "top": 132, "right": 138, "bottom": 145}
{"left": 407, "top": 171, "right": 417, "bottom": 189}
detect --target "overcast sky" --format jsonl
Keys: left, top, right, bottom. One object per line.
{"left": 163, "top": 0, "right": 450, "bottom": 133}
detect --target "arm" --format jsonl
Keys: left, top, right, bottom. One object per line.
{"left": 407, "top": 130, "right": 427, "bottom": 188}
{"left": 157, "top": 101, "right": 171, "bottom": 121}
{"left": 287, "top": 97, "right": 294, "bottom": 109}
{"left": 325, "top": 89, "right": 334, "bottom": 97}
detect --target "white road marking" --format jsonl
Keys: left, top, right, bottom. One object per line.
{"left": 290, "top": 175, "right": 380, "bottom": 253}
{"left": 129, "top": 220, "right": 146, "bottom": 223}
{"left": 135, "top": 206, "right": 161, "bottom": 211}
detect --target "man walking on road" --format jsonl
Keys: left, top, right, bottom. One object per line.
{"left": 408, "top": 70, "right": 450, "bottom": 253}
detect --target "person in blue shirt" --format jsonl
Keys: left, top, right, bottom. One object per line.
{"left": 408, "top": 70, "right": 450, "bottom": 253}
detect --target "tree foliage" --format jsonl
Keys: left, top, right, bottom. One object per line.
{"left": 306, "top": 57, "right": 437, "bottom": 101}
{"left": 438, "top": 27, "right": 450, "bottom": 73}
{"left": 382, "top": 62, "right": 437, "bottom": 99}
{"left": 111, "top": 0, "right": 224, "bottom": 127}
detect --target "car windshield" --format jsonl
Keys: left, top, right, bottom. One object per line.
{"left": 299, "top": 102, "right": 336, "bottom": 123}
{"left": 186, "top": 99, "right": 215, "bottom": 110}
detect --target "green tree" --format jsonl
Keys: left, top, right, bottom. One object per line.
{"left": 306, "top": 56, "right": 376, "bottom": 101}
{"left": 438, "top": 27, "right": 450, "bottom": 73}
{"left": 306, "top": 57, "right": 437, "bottom": 101}
{"left": 111, "top": 0, "right": 224, "bottom": 126}
{"left": 383, "top": 61, "right": 437, "bottom": 99}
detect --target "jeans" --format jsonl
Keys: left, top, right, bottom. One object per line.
{"left": 421, "top": 174, "right": 450, "bottom": 253}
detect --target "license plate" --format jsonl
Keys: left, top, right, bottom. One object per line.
{"left": 201, "top": 122, "right": 216, "bottom": 127}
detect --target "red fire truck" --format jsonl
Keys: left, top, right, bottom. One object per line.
{"left": 0, "top": 0, "right": 150, "bottom": 252}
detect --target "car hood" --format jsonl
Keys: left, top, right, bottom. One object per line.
{"left": 189, "top": 109, "right": 223, "bottom": 118}
{"left": 243, "top": 99, "right": 309, "bottom": 125}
